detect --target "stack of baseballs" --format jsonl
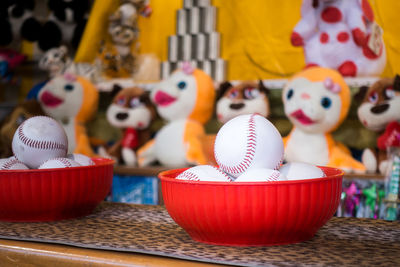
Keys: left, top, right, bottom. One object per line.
{"left": 0, "top": 116, "right": 94, "bottom": 170}
{"left": 177, "top": 114, "right": 325, "bottom": 182}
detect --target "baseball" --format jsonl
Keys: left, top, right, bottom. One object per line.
{"left": 214, "top": 113, "right": 284, "bottom": 177}
{"left": 176, "top": 165, "right": 233, "bottom": 182}
{"left": 279, "top": 162, "right": 326, "bottom": 180}
{"left": 12, "top": 116, "right": 68, "bottom": 169}
{"left": 67, "top": 153, "right": 95, "bottom": 166}
{"left": 235, "top": 168, "right": 286, "bottom": 182}
{"left": 0, "top": 156, "right": 29, "bottom": 170}
{"left": 38, "top": 157, "right": 81, "bottom": 169}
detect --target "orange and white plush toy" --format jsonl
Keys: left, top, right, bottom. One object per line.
{"left": 138, "top": 63, "right": 215, "bottom": 167}
{"left": 38, "top": 73, "right": 99, "bottom": 157}
{"left": 282, "top": 67, "right": 365, "bottom": 172}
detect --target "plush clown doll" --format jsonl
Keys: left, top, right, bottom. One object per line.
{"left": 282, "top": 67, "right": 365, "bottom": 172}
{"left": 38, "top": 73, "right": 99, "bottom": 156}
{"left": 137, "top": 63, "right": 215, "bottom": 167}
{"left": 291, "top": 0, "right": 386, "bottom": 77}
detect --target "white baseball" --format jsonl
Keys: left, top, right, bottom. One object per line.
{"left": 38, "top": 157, "right": 81, "bottom": 169}
{"left": 279, "top": 162, "right": 326, "bottom": 180}
{"left": 12, "top": 116, "right": 68, "bottom": 169}
{"left": 235, "top": 168, "right": 286, "bottom": 182}
{"left": 67, "top": 153, "right": 95, "bottom": 166}
{"left": 214, "top": 113, "right": 284, "bottom": 178}
{"left": 176, "top": 165, "right": 233, "bottom": 182}
{"left": 0, "top": 156, "right": 29, "bottom": 170}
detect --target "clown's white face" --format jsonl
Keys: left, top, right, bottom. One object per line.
{"left": 283, "top": 77, "right": 342, "bottom": 134}
{"left": 150, "top": 70, "right": 197, "bottom": 121}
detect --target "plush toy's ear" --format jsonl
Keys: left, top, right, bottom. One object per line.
{"left": 0, "top": 20, "right": 13, "bottom": 46}
{"left": 38, "top": 21, "right": 62, "bottom": 51}
{"left": 111, "top": 84, "right": 123, "bottom": 99}
{"left": 354, "top": 85, "right": 369, "bottom": 103}
{"left": 394, "top": 74, "right": 400, "bottom": 92}
{"left": 139, "top": 90, "right": 152, "bottom": 105}
{"left": 20, "top": 17, "right": 42, "bottom": 42}
{"left": 258, "top": 80, "right": 270, "bottom": 95}
{"left": 217, "top": 81, "right": 233, "bottom": 100}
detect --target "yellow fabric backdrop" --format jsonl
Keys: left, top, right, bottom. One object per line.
{"left": 75, "top": 0, "right": 400, "bottom": 80}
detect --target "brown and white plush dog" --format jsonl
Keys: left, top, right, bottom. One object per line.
{"left": 216, "top": 80, "right": 270, "bottom": 124}
{"left": 101, "top": 85, "right": 156, "bottom": 166}
{"left": 356, "top": 74, "right": 400, "bottom": 173}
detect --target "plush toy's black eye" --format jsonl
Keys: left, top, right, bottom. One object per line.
{"left": 287, "top": 89, "right": 294, "bottom": 100}
{"left": 64, "top": 84, "right": 74, "bottom": 91}
{"left": 321, "top": 97, "right": 332, "bottom": 109}
{"left": 177, "top": 81, "right": 186, "bottom": 90}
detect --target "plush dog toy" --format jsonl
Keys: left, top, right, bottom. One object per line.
{"left": 0, "top": 99, "right": 44, "bottom": 158}
{"left": 216, "top": 80, "right": 270, "bottom": 124}
{"left": 138, "top": 63, "right": 215, "bottom": 167}
{"left": 38, "top": 73, "right": 99, "bottom": 156}
{"left": 101, "top": 85, "right": 156, "bottom": 166}
{"left": 282, "top": 66, "right": 365, "bottom": 172}
{"left": 291, "top": 0, "right": 386, "bottom": 77}
{"left": 356, "top": 75, "right": 400, "bottom": 173}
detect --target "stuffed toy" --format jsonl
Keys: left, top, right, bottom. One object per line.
{"left": 282, "top": 66, "right": 365, "bottom": 172}
{"left": 38, "top": 0, "right": 90, "bottom": 51}
{"left": 0, "top": 99, "right": 44, "bottom": 158}
{"left": 38, "top": 73, "right": 99, "bottom": 156}
{"left": 216, "top": 80, "right": 270, "bottom": 124}
{"left": 0, "top": 0, "right": 42, "bottom": 47}
{"left": 137, "top": 62, "right": 215, "bottom": 167}
{"left": 95, "top": 41, "right": 133, "bottom": 80}
{"left": 38, "top": 45, "right": 99, "bottom": 82}
{"left": 0, "top": 48, "right": 26, "bottom": 83}
{"left": 98, "top": 85, "right": 156, "bottom": 166}
{"left": 291, "top": 0, "right": 386, "bottom": 77}
{"left": 356, "top": 75, "right": 400, "bottom": 174}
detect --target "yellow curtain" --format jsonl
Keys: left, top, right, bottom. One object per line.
{"left": 75, "top": 0, "right": 400, "bottom": 80}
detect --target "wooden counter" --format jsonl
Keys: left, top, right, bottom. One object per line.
{"left": 0, "top": 239, "right": 223, "bottom": 267}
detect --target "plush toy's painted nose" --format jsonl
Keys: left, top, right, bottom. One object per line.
{"left": 371, "top": 103, "right": 389, "bottom": 114}
{"left": 116, "top": 112, "right": 129, "bottom": 120}
{"left": 301, "top": 93, "right": 311, "bottom": 99}
{"left": 229, "top": 103, "right": 245, "bottom": 110}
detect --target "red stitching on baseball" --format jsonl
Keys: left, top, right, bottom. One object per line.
{"left": 179, "top": 171, "right": 200, "bottom": 181}
{"left": 18, "top": 119, "right": 67, "bottom": 152}
{"left": 217, "top": 114, "right": 257, "bottom": 175}
{"left": 58, "top": 158, "right": 72, "bottom": 167}
{"left": 2, "top": 158, "right": 18, "bottom": 170}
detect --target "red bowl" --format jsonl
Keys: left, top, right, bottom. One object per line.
{"left": 159, "top": 166, "right": 343, "bottom": 246}
{"left": 0, "top": 157, "right": 114, "bottom": 222}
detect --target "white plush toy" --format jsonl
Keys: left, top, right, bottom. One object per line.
{"left": 282, "top": 67, "right": 365, "bottom": 172}
{"left": 291, "top": 0, "right": 386, "bottom": 77}
{"left": 137, "top": 63, "right": 215, "bottom": 167}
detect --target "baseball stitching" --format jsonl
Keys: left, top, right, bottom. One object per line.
{"left": 268, "top": 171, "right": 280, "bottom": 181}
{"left": 17, "top": 119, "right": 67, "bottom": 152}
{"left": 217, "top": 114, "right": 257, "bottom": 175}
{"left": 57, "top": 158, "right": 73, "bottom": 167}
{"left": 178, "top": 166, "right": 232, "bottom": 181}
{"left": 178, "top": 171, "right": 200, "bottom": 181}
{"left": 1, "top": 158, "right": 19, "bottom": 170}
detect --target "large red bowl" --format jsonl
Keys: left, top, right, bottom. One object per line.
{"left": 159, "top": 166, "right": 343, "bottom": 246}
{"left": 0, "top": 157, "right": 114, "bottom": 222}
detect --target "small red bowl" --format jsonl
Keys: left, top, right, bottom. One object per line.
{"left": 0, "top": 157, "right": 114, "bottom": 222}
{"left": 159, "top": 166, "right": 343, "bottom": 246}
